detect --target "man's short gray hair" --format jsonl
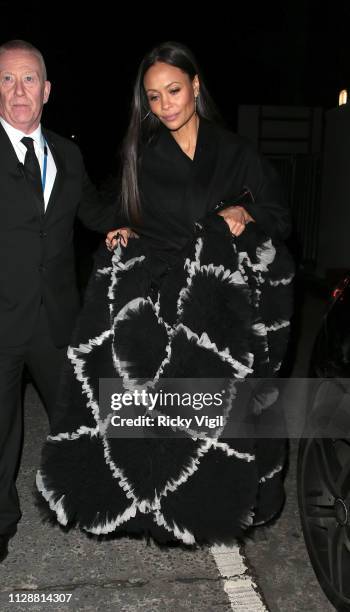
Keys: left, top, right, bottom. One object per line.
{"left": 0, "top": 40, "right": 47, "bottom": 80}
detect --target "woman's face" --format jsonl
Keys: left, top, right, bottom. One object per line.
{"left": 143, "top": 61, "right": 199, "bottom": 131}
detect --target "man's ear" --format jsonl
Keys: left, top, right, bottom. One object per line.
{"left": 43, "top": 81, "right": 51, "bottom": 104}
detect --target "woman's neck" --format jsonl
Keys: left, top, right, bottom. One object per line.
{"left": 171, "top": 113, "right": 199, "bottom": 160}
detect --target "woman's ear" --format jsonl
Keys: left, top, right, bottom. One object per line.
{"left": 193, "top": 75, "right": 200, "bottom": 98}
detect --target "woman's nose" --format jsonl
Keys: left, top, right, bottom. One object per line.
{"left": 161, "top": 95, "right": 171, "bottom": 110}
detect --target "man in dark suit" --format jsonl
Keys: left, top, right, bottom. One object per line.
{"left": 0, "top": 39, "right": 118, "bottom": 562}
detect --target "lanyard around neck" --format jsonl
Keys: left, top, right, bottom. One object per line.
{"left": 42, "top": 142, "right": 48, "bottom": 191}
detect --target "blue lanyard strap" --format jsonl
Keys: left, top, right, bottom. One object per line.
{"left": 42, "top": 143, "right": 48, "bottom": 191}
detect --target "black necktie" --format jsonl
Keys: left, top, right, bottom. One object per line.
{"left": 21, "top": 137, "right": 44, "bottom": 205}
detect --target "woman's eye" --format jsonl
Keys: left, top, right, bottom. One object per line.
{"left": 149, "top": 95, "right": 159, "bottom": 102}
{"left": 170, "top": 88, "right": 180, "bottom": 95}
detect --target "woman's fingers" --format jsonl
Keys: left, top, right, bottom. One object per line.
{"left": 217, "top": 206, "right": 246, "bottom": 235}
{"left": 230, "top": 223, "right": 245, "bottom": 236}
{"left": 105, "top": 228, "right": 132, "bottom": 250}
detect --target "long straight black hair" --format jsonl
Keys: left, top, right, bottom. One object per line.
{"left": 120, "top": 41, "right": 221, "bottom": 224}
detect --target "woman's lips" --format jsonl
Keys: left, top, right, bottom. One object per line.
{"left": 162, "top": 113, "right": 179, "bottom": 122}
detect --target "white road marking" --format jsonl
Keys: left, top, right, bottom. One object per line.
{"left": 211, "top": 543, "right": 269, "bottom": 611}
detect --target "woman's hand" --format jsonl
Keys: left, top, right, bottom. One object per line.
{"left": 217, "top": 206, "right": 254, "bottom": 236}
{"left": 105, "top": 227, "right": 138, "bottom": 251}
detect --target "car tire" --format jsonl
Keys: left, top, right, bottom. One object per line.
{"left": 298, "top": 436, "right": 350, "bottom": 611}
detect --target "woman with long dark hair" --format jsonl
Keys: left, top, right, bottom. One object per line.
{"left": 37, "top": 41, "right": 294, "bottom": 545}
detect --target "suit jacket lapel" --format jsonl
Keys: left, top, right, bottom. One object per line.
{"left": 42, "top": 129, "right": 64, "bottom": 219}
{"left": 0, "top": 123, "right": 22, "bottom": 169}
{"left": 0, "top": 123, "right": 45, "bottom": 218}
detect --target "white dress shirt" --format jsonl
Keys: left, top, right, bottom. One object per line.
{"left": 0, "top": 117, "right": 57, "bottom": 210}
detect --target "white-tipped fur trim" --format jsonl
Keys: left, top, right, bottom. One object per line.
{"left": 155, "top": 440, "right": 211, "bottom": 500}
{"left": 111, "top": 297, "right": 148, "bottom": 385}
{"left": 48, "top": 426, "right": 99, "bottom": 442}
{"left": 155, "top": 436, "right": 254, "bottom": 506}
{"left": 150, "top": 340, "right": 173, "bottom": 384}
{"left": 108, "top": 247, "right": 145, "bottom": 301}
{"left": 138, "top": 499, "right": 154, "bottom": 514}
{"left": 238, "top": 239, "right": 276, "bottom": 275}
{"left": 256, "top": 239, "right": 276, "bottom": 268}
{"left": 273, "top": 361, "right": 282, "bottom": 373}
{"left": 152, "top": 509, "right": 196, "bottom": 544}
{"left": 112, "top": 294, "right": 174, "bottom": 389}
{"left": 96, "top": 266, "right": 112, "bottom": 276}
{"left": 176, "top": 324, "right": 254, "bottom": 377}
{"left": 36, "top": 471, "right": 68, "bottom": 526}
{"left": 100, "top": 436, "right": 140, "bottom": 504}
{"left": 199, "top": 264, "right": 246, "bottom": 286}
{"left": 210, "top": 379, "right": 243, "bottom": 441}
{"left": 177, "top": 237, "right": 203, "bottom": 316}
{"left": 113, "top": 296, "right": 147, "bottom": 324}
{"left": 67, "top": 329, "right": 113, "bottom": 425}
{"left": 269, "top": 275, "right": 293, "bottom": 286}
{"left": 184, "top": 237, "right": 203, "bottom": 276}
{"left": 265, "top": 320, "right": 290, "bottom": 332}
{"left": 177, "top": 243, "right": 247, "bottom": 318}
{"left": 259, "top": 462, "right": 283, "bottom": 484}
{"left": 251, "top": 387, "right": 280, "bottom": 415}
{"left": 84, "top": 502, "right": 138, "bottom": 535}
{"left": 208, "top": 439, "right": 255, "bottom": 462}
{"left": 252, "top": 322, "right": 267, "bottom": 337}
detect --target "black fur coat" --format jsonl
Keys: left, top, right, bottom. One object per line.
{"left": 36, "top": 215, "right": 294, "bottom": 545}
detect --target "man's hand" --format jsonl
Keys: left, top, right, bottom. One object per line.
{"left": 105, "top": 227, "right": 138, "bottom": 251}
{"left": 217, "top": 206, "right": 254, "bottom": 236}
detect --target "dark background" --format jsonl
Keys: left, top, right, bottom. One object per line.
{"left": 1, "top": 0, "right": 350, "bottom": 183}
{"left": 2, "top": 1, "right": 347, "bottom": 378}
{"left": 1, "top": 0, "right": 349, "bottom": 296}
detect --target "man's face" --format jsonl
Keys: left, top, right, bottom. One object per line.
{"left": 0, "top": 49, "right": 51, "bottom": 134}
